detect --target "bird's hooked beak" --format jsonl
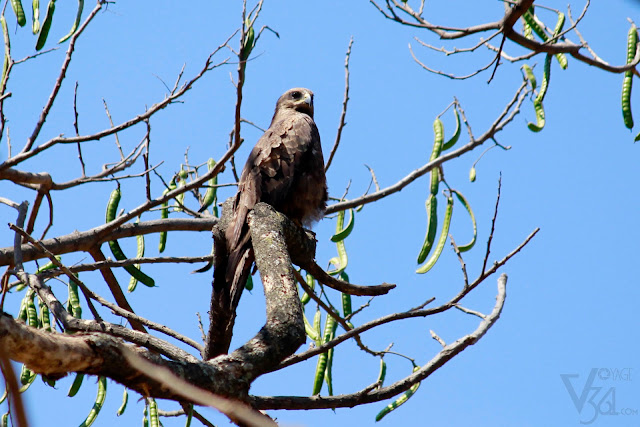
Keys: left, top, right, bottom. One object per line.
{"left": 303, "top": 92, "right": 313, "bottom": 108}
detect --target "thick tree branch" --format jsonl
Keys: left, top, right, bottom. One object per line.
{"left": 0, "top": 204, "right": 319, "bottom": 405}
{"left": 224, "top": 203, "right": 306, "bottom": 381}
{"left": 0, "top": 312, "right": 246, "bottom": 400}
{"left": 15, "top": 271, "right": 197, "bottom": 362}
{"left": 205, "top": 202, "right": 307, "bottom": 364}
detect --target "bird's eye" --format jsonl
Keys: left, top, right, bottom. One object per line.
{"left": 291, "top": 91, "right": 301, "bottom": 99}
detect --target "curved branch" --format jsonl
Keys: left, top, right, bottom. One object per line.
{"left": 250, "top": 274, "right": 508, "bottom": 410}
{"left": 275, "top": 227, "right": 537, "bottom": 371}
{"left": 326, "top": 80, "right": 529, "bottom": 214}
{"left": 304, "top": 260, "right": 395, "bottom": 296}
{"left": 371, "top": 0, "right": 532, "bottom": 39}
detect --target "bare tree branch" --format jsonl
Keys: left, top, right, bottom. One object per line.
{"left": 325, "top": 37, "right": 353, "bottom": 172}
{"left": 0, "top": 217, "right": 217, "bottom": 266}
{"left": 326, "top": 80, "right": 529, "bottom": 214}
{"left": 251, "top": 274, "right": 508, "bottom": 410}
{"left": 275, "top": 228, "right": 537, "bottom": 371}
{"left": 372, "top": 0, "right": 640, "bottom": 76}
{"left": 0, "top": 347, "right": 29, "bottom": 427}
{"left": 0, "top": 33, "right": 235, "bottom": 172}
{"left": 20, "top": 2, "right": 105, "bottom": 154}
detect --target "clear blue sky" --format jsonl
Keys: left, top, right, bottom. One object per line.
{"left": 1, "top": 1, "right": 639, "bottom": 426}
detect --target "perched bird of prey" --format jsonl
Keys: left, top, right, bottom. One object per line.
{"left": 214, "top": 87, "right": 327, "bottom": 314}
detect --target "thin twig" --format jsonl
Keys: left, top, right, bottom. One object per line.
{"left": 410, "top": 42, "right": 498, "bottom": 80}
{"left": 253, "top": 274, "right": 509, "bottom": 410}
{"left": 0, "top": 32, "right": 236, "bottom": 172}
{"left": 429, "top": 329, "right": 446, "bottom": 347}
{"left": 276, "top": 229, "right": 536, "bottom": 371}
{"left": 414, "top": 30, "right": 501, "bottom": 55}
{"left": 73, "top": 81, "right": 85, "bottom": 177}
{"left": 454, "top": 304, "right": 486, "bottom": 319}
{"left": 449, "top": 235, "right": 469, "bottom": 287}
{"left": 482, "top": 174, "right": 502, "bottom": 275}
{"left": 487, "top": 33, "right": 507, "bottom": 83}
{"left": 325, "top": 37, "right": 353, "bottom": 172}
{"left": 103, "top": 99, "right": 124, "bottom": 159}
{"left": 20, "top": 2, "right": 105, "bottom": 154}
{"left": 144, "top": 119, "right": 152, "bottom": 201}
{"left": 39, "top": 193, "right": 54, "bottom": 240}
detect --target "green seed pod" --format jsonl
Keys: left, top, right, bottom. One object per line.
{"left": 416, "top": 195, "right": 438, "bottom": 264}
{"left": 198, "top": 158, "right": 218, "bottom": 214}
{"left": 416, "top": 195, "right": 453, "bottom": 274}
{"left": 58, "top": 0, "right": 83, "bottom": 43}
{"left": 79, "top": 376, "right": 106, "bottom": 427}
{"left": 10, "top": 0, "right": 26, "bottom": 27}
{"left": 116, "top": 388, "right": 128, "bottom": 416}
{"left": 159, "top": 178, "right": 177, "bottom": 253}
{"left": 35, "top": 0, "right": 55, "bottom": 51}
{"left": 451, "top": 190, "right": 477, "bottom": 252}
{"left": 31, "top": 0, "right": 40, "bottom": 34}
{"left": 375, "top": 365, "right": 421, "bottom": 421}
{"left": 68, "top": 373, "right": 84, "bottom": 397}
{"left": 441, "top": 107, "right": 461, "bottom": 151}
{"left": 622, "top": 24, "right": 637, "bottom": 130}
{"left": 527, "top": 54, "right": 552, "bottom": 132}
{"left": 300, "top": 273, "right": 315, "bottom": 305}
{"left": 105, "top": 188, "right": 155, "bottom": 287}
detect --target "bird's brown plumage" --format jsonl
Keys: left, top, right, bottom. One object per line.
{"left": 216, "top": 87, "right": 327, "bottom": 305}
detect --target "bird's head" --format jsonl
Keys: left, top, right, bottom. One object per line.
{"left": 275, "top": 88, "right": 314, "bottom": 118}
